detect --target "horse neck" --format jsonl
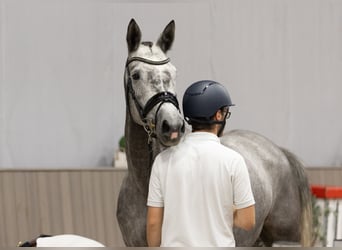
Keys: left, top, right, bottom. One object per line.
{"left": 125, "top": 110, "right": 161, "bottom": 196}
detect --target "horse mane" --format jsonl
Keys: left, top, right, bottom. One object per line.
{"left": 141, "top": 41, "right": 153, "bottom": 48}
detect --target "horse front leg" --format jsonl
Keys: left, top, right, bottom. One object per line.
{"left": 117, "top": 176, "right": 148, "bottom": 246}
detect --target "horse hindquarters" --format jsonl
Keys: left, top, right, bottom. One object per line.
{"left": 259, "top": 183, "right": 302, "bottom": 245}
{"left": 260, "top": 148, "right": 313, "bottom": 246}
{"left": 221, "top": 130, "right": 312, "bottom": 246}
{"left": 281, "top": 148, "right": 313, "bottom": 246}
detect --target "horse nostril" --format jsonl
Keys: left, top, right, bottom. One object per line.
{"left": 162, "top": 120, "right": 170, "bottom": 134}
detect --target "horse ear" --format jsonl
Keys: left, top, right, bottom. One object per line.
{"left": 126, "top": 18, "right": 142, "bottom": 53}
{"left": 157, "top": 20, "right": 175, "bottom": 53}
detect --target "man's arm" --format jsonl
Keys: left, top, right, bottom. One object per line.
{"left": 234, "top": 205, "right": 255, "bottom": 231}
{"left": 146, "top": 206, "right": 164, "bottom": 247}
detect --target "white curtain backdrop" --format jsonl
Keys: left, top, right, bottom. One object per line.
{"left": 0, "top": 0, "right": 341, "bottom": 168}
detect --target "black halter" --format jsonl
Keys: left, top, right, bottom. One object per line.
{"left": 125, "top": 56, "right": 180, "bottom": 140}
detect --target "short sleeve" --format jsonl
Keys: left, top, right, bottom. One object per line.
{"left": 147, "top": 155, "right": 164, "bottom": 207}
{"left": 232, "top": 156, "right": 255, "bottom": 209}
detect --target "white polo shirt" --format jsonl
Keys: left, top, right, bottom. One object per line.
{"left": 147, "top": 132, "right": 255, "bottom": 247}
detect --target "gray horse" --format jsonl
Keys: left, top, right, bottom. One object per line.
{"left": 117, "top": 19, "right": 185, "bottom": 246}
{"left": 117, "top": 19, "right": 313, "bottom": 247}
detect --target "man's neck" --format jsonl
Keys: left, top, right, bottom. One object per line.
{"left": 192, "top": 127, "right": 218, "bottom": 135}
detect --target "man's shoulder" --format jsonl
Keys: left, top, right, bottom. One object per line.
{"left": 155, "top": 142, "right": 181, "bottom": 160}
{"left": 217, "top": 143, "right": 243, "bottom": 158}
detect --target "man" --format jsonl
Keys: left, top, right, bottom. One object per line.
{"left": 146, "top": 80, "right": 255, "bottom": 247}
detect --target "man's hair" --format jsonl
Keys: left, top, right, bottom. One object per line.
{"left": 191, "top": 121, "right": 215, "bottom": 132}
{"left": 190, "top": 112, "right": 217, "bottom": 132}
{"left": 190, "top": 107, "right": 227, "bottom": 132}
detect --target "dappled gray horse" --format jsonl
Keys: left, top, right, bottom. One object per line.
{"left": 117, "top": 19, "right": 313, "bottom": 247}
{"left": 117, "top": 19, "right": 184, "bottom": 246}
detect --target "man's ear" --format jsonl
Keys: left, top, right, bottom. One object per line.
{"left": 214, "top": 110, "right": 223, "bottom": 121}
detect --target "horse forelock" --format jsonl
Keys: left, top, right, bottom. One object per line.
{"left": 129, "top": 41, "right": 168, "bottom": 61}
{"left": 141, "top": 41, "right": 153, "bottom": 49}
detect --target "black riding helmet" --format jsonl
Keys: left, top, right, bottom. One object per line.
{"left": 183, "top": 80, "right": 235, "bottom": 124}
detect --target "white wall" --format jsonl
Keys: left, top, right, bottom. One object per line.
{"left": 0, "top": 0, "right": 341, "bottom": 168}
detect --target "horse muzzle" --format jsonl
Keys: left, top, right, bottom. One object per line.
{"left": 158, "top": 117, "right": 185, "bottom": 147}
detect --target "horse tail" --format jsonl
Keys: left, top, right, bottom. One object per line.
{"left": 281, "top": 147, "right": 313, "bottom": 246}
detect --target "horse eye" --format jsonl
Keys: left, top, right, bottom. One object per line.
{"left": 131, "top": 72, "right": 140, "bottom": 81}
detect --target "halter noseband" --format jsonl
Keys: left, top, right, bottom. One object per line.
{"left": 125, "top": 56, "right": 180, "bottom": 141}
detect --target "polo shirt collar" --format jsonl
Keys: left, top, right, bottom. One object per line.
{"left": 185, "top": 131, "right": 220, "bottom": 143}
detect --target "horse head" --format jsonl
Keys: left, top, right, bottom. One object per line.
{"left": 124, "top": 19, "right": 184, "bottom": 147}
